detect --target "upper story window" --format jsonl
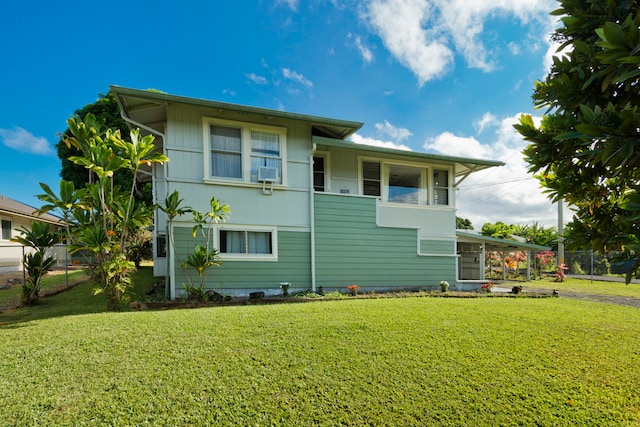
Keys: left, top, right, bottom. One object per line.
{"left": 360, "top": 159, "right": 451, "bottom": 206}
{"left": 362, "top": 161, "right": 381, "bottom": 197}
{"left": 388, "top": 164, "right": 422, "bottom": 204}
{"left": 205, "top": 118, "right": 286, "bottom": 185}
{"left": 433, "top": 169, "right": 449, "bottom": 206}
{"left": 313, "top": 156, "right": 326, "bottom": 192}
{"left": 1, "top": 218, "right": 11, "bottom": 240}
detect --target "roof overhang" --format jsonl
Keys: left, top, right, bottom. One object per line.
{"left": 110, "top": 85, "right": 364, "bottom": 140}
{"left": 0, "top": 196, "right": 66, "bottom": 226}
{"left": 313, "top": 136, "right": 504, "bottom": 181}
{"left": 456, "top": 230, "right": 550, "bottom": 252}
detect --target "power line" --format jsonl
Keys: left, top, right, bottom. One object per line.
{"left": 457, "top": 176, "right": 535, "bottom": 191}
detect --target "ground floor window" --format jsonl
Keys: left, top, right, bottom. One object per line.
{"left": 220, "top": 230, "right": 273, "bottom": 255}
{"left": 1, "top": 218, "right": 11, "bottom": 240}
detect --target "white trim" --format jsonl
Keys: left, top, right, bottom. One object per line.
{"left": 217, "top": 224, "right": 278, "bottom": 261}
{"left": 202, "top": 117, "right": 288, "bottom": 186}
{"left": 357, "top": 155, "right": 454, "bottom": 207}
{"left": 0, "top": 216, "right": 12, "bottom": 241}
{"left": 313, "top": 151, "right": 331, "bottom": 193}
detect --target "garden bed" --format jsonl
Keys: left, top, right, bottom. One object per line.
{"left": 129, "top": 288, "right": 554, "bottom": 311}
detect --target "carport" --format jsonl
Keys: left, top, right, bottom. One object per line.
{"left": 456, "top": 230, "right": 551, "bottom": 284}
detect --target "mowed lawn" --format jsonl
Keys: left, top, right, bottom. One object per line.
{"left": 2, "top": 289, "right": 640, "bottom": 425}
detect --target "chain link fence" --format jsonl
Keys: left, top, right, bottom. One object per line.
{"left": 0, "top": 244, "right": 92, "bottom": 273}
{"left": 484, "top": 250, "right": 632, "bottom": 281}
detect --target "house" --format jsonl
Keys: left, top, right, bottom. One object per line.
{"left": 0, "top": 195, "right": 66, "bottom": 272}
{"left": 112, "top": 86, "right": 509, "bottom": 298}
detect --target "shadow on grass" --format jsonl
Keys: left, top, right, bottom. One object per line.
{"left": 0, "top": 266, "right": 157, "bottom": 326}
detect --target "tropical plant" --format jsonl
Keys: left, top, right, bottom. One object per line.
{"left": 178, "top": 195, "right": 230, "bottom": 296}
{"left": 38, "top": 113, "right": 168, "bottom": 310}
{"left": 10, "top": 221, "right": 63, "bottom": 305}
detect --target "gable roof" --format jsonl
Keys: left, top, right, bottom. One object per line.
{"left": 110, "top": 85, "right": 364, "bottom": 140}
{"left": 0, "top": 195, "right": 64, "bottom": 225}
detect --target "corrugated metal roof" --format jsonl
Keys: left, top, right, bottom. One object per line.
{"left": 314, "top": 136, "right": 504, "bottom": 178}
{"left": 110, "top": 85, "right": 364, "bottom": 140}
{"left": 457, "top": 230, "right": 550, "bottom": 251}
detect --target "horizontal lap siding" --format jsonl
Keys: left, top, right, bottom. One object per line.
{"left": 314, "top": 194, "right": 455, "bottom": 289}
{"left": 420, "top": 239, "right": 455, "bottom": 255}
{"left": 172, "top": 227, "right": 310, "bottom": 291}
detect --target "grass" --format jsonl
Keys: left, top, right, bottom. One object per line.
{"left": 523, "top": 277, "right": 640, "bottom": 298}
{"left": 0, "top": 265, "right": 156, "bottom": 323}
{"left": 1, "top": 283, "right": 640, "bottom": 425}
{"left": 0, "top": 269, "right": 89, "bottom": 311}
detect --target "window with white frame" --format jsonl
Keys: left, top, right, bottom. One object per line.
{"left": 360, "top": 160, "right": 451, "bottom": 206}
{"left": 1, "top": 218, "right": 11, "bottom": 240}
{"left": 387, "top": 164, "right": 423, "bottom": 204}
{"left": 433, "top": 169, "right": 449, "bottom": 205}
{"left": 218, "top": 227, "right": 277, "bottom": 260}
{"left": 205, "top": 118, "right": 285, "bottom": 185}
{"left": 362, "top": 161, "right": 381, "bottom": 197}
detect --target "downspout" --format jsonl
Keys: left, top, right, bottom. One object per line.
{"left": 310, "top": 143, "right": 317, "bottom": 292}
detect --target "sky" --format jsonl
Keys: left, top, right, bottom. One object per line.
{"left": 0, "top": 0, "right": 568, "bottom": 230}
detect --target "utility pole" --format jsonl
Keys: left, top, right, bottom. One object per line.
{"left": 557, "top": 199, "right": 564, "bottom": 266}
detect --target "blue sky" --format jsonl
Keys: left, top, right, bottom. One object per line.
{"left": 0, "top": 0, "right": 565, "bottom": 229}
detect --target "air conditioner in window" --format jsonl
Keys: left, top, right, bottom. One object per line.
{"left": 257, "top": 166, "right": 278, "bottom": 182}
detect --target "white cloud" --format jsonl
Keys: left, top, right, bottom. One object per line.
{"left": 364, "top": 0, "right": 453, "bottom": 85}
{"left": 423, "top": 114, "right": 559, "bottom": 228}
{"left": 424, "top": 132, "right": 493, "bottom": 159}
{"left": 474, "top": 112, "right": 499, "bottom": 134}
{"left": 245, "top": 73, "right": 268, "bottom": 85}
{"left": 276, "top": 0, "right": 298, "bottom": 11}
{"left": 0, "top": 127, "right": 54, "bottom": 156}
{"left": 282, "top": 68, "right": 313, "bottom": 87}
{"left": 375, "top": 120, "right": 412, "bottom": 141}
{"left": 363, "top": 0, "right": 556, "bottom": 84}
{"left": 348, "top": 33, "right": 374, "bottom": 63}
{"left": 352, "top": 133, "right": 412, "bottom": 151}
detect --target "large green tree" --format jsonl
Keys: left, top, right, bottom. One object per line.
{"left": 57, "top": 92, "right": 152, "bottom": 205}
{"left": 515, "top": 0, "right": 640, "bottom": 281}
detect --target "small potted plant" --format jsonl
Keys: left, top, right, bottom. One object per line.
{"left": 440, "top": 281, "right": 449, "bottom": 292}
{"left": 346, "top": 284, "right": 359, "bottom": 296}
{"left": 280, "top": 282, "right": 291, "bottom": 297}
{"left": 481, "top": 282, "right": 494, "bottom": 293}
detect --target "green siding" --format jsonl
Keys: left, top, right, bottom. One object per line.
{"left": 420, "top": 239, "right": 454, "bottom": 255}
{"left": 172, "top": 227, "right": 310, "bottom": 292}
{"left": 314, "top": 193, "right": 456, "bottom": 289}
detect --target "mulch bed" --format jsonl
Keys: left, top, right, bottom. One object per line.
{"left": 130, "top": 290, "right": 555, "bottom": 311}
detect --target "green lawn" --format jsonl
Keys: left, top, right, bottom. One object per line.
{"left": 1, "top": 289, "right": 640, "bottom": 425}
{"left": 0, "top": 269, "right": 89, "bottom": 311}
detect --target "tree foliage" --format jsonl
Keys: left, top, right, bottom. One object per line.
{"left": 39, "top": 114, "right": 168, "bottom": 310}
{"left": 514, "top": 0, "right": 640, "bottom": 281}
{"left": 57, "top": 92, "right": 152, "bottom": 206}
{"left": 481, "top": 221, "right": 558, "bottom": 249}
{"left": 456, "top": 216, "right": 474, "bottom": 230}
{"left": 11, "top": 221, "right": 63, "bottom": 305}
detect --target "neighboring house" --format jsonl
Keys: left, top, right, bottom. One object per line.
{"left": 0, "top": 195, "right": 66, "bottom": 272}
{"left": 112, "top": 86, "right": 509, "bottom": 299}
